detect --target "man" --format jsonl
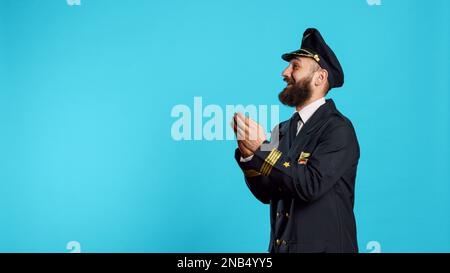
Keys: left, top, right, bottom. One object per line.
{"left": 232, "top": 28, "right": 360, "bottom": 253}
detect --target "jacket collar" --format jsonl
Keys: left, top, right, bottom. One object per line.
{"left": 288, "top": 99, "right": 338, "bottom": 153}
{"left": 296, "top": 97, "right": 326, "bottom": 124}
{"left": 302, "top": 98, "right": 337, "bottom": 135}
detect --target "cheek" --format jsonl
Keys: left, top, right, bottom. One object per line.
{"left": 292, "top": 71, "right": 304, "bottom": 83}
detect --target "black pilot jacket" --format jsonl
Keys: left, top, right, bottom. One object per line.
{"left": 235, "top": 99, "right": 360, "bottom": 253}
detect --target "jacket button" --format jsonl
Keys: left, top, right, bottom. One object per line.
{"left": 276, "top": 239, "right": 281, "bottom": 245}
{"left": 285, "top": 212, "right": 289, "bottom": 218}
{"left": 282, "top": 240, "right": 287, "bottom": 245}
{"left": 276, "top": 212, "right": 280, "bottom": 217}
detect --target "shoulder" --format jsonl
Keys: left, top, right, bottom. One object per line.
{"left": 323, "top": 107, "right": 358, "bottom": 144}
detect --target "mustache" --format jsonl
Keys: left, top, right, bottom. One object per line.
{"left": 283, "top": 78, "right": 294, "bottom": 85}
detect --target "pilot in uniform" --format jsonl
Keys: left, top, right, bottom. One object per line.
{"left": 235, "top": 28, "right": 360, "bottom": 253}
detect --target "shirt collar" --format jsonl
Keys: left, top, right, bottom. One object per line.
{"left": 296, "top": 97, "right": 326, "bottom": 123}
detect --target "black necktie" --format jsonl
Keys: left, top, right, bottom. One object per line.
{"left": 289, "top": 112, "right": 302, "bottom": 148}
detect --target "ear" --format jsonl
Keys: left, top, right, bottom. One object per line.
{"left": 315, "top": 69, "right": 328, "bottom": 87}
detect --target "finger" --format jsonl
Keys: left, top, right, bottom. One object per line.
{"left": 238, "top": 140, "right": 252, "bottom": 154}
{"left": 238, "top": 140, "right": 247, "bottom": 150}
{"left": 245, "top": 115, "right": 262, "bottom": 130}
{"left": 238, "top": 123, "right": 259, "bottom": 141}
{"left": 235, "top": 117, "right": 250, "bottom": 135}
{"left": 238, "top": 140, "right": 247, "bottom": 151}
{"left": 247, "top": 121, "right": 262, "bottom": 140}
{"left": 246, "top": 126, "right": 258, "bottom": 141}
{"left": 247, "top": 118, "right": 263, "bottom": 133}
{"left": 236, "top": 125, "right": 248, "bottom": 140}
{"left": 236, "top": 112, "right": 250, "bottom": 126}
{"left": 245, "top": 116, "right": 257, "bottom": 127}
{"left": 230, "top": 118, "right": 237, "bottom": 133}
{"left": 249, "top": 122, "right": 265, "bottom": 136}
{"left": 237, "top": 123, "right": 260, "bottom": 141}
{"left": 244, "top": 118, "right": 264, "bottom": 138}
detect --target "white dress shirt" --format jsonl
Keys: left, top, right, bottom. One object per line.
{"left": 240, "top": 97, "right": 326, "bottom": 162}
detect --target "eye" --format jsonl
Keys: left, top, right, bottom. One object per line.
{"left": 292, "top": 63, "right": 300, "bottom": 70}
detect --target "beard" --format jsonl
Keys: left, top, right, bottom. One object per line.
{"left": 278, "top": 73, "right": 314, "bottom": 107}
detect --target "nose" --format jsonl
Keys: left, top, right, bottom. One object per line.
{"left": 281, "top": 64, "right": 291, "bottom": 79}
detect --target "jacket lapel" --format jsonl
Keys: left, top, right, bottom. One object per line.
{"left": 276, "top": 120, "right": 290, "bottom": 153}
{"left": 288, "top": 99, "right": 336, "bottom": 157}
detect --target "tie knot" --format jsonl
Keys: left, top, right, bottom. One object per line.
{"left": 291, "top": 112, "right": 302, "bottom": 123}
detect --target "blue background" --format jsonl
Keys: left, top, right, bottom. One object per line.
{"left": 0, "top": 0, "right": 449, "bottom": 252}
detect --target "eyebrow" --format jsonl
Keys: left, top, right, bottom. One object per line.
{"left": 290, "top": 58, "right": 302, "bottom": 64}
